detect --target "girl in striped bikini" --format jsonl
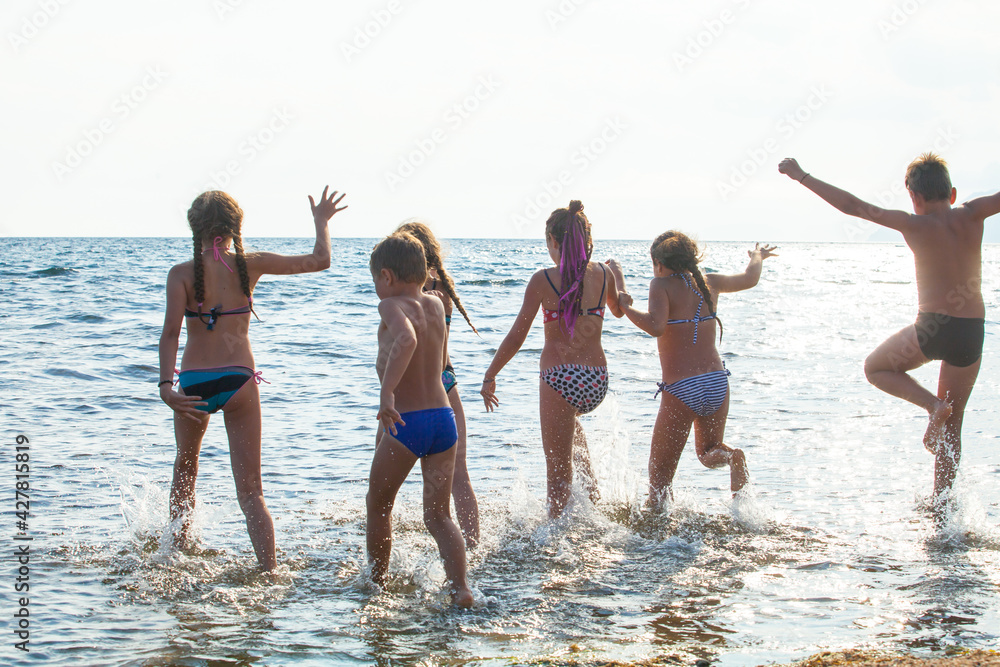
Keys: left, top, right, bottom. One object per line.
{"left": 610, "top": 232, "right": 776, "bottom": 505}
{"left": 479, "top": 201, "right": 626, "bottom": 518}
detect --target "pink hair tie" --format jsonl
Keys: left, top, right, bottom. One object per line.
{"left": 212, "top": 236, "right": 234, "bottom": 273}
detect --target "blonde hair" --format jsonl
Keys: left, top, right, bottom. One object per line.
{"left": 369, "top": 232, "right": 428, "bottom": 284}
{"left": 905, "top": 152, "right": 952, "bottom": 202}
{"left": 396, "top": 220, "right": 477, "bottom": 333}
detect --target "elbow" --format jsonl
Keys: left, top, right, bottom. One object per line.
{"left": 314, "top": 253, "right": 331, "bottom": 271}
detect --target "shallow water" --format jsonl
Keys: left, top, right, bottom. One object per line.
{"left": 2, "top": 238, "right": 998, "bottom": 666}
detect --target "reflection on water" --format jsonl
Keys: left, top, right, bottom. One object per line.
{"left": 3, "top": 239, "right": 999, "bottom": 665}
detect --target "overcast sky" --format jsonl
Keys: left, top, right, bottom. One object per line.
{"left": 4, "top": 0, "right": 999, "bottom": 241}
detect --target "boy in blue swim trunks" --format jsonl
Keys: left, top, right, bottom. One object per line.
{"left": 780, "top": 154, "right": 1000, "bottom": 498}
{"left": 367, "top": 232, "right": 474, "bottom": 607}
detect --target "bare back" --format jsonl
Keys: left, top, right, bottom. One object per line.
{"left": 538, "top": 262, "right": 609, "bottom": 369}
{"left": 376, "top": 292, "right": 450, "bottom": 413}
{"left": 173, "top": 252, "right": 260, "bottom": 369}
{"left": 902, "top": 207, "right": 984, "bottom": 318}
{"left": 654, "top": 273, "right": 724, "bottom": 383}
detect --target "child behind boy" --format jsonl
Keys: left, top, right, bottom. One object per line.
{"left": 367, "top": 232, "right": 474, "bottom": 607}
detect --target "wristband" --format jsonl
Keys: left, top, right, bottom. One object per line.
{"left": 483, "top": 377, "right": 495, "bottom": 383}
{"left": 158, "top": 380, "right": 173, "bottom": 387}
{"left": 799, "top": 173, "right": 810, "bottom": 183}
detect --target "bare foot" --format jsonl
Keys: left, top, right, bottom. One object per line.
{"left": 451, "top": 587, "right": 475, "bottom": 608}
{"left": 730, "top": 449, "right": 749, "bottom": 494}
{"left": 923, "top": 400, "right": 952, "bottom": 454}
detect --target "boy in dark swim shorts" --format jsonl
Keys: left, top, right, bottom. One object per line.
{"left": 780, "top": 154, "right": 999, "bottom": 498}
{"left": 366, "top": 232, "right": 473, "bottom": 607}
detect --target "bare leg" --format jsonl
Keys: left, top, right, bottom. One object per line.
{"left": 169, "top": 404, "right": 209, "bottom": 548}
{"left": 539, "top": 379, "right": 582, "bottom": 519}
{"left": 692, "top": 392, "right": 748, "bottom": 494}
{"left": 648, "top": 392, "right": 693, "bottom": 506}
{"left": 223, "top": 382, "right": 276, "bottom": 571}
{"left": 864, "top": 325, "right": 951, "bottom": 448}
{"left": 366, "top": 432, "right": 418, "bottom": 587}
{"left": 421, "top": 445, "right": 474, "bottom": 607}
{"left": 572, "top": 419, "right": 600, "bottom": 504}
{"left": 932, "top": 358, "right": 981, "bottom": 497}
{"left": 448, "top": 389, "right": 480, "bottom": 548}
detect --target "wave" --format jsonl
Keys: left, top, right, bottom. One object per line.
{"left": 32, "top": 267, "right": 76, "bottom": 277}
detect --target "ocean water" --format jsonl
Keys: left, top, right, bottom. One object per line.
{"left": 1, "top": 237, "right": 999, "bottom": 666}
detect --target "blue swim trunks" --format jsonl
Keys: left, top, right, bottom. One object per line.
{"left": 392, "top": 407, "right": 458, "bottom": 458}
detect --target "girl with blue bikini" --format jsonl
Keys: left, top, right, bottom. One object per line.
{"left": 158, "top": 187, "right": 347, "bottom": 570}
{"left": 610, "top": 232, "right": 776, "bottom": 505}
{"left": 480, "top": 200, "right": 626, "bottom": 518}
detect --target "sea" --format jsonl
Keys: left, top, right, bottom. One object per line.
{"left": 1, "top": 238, "right": 998, "bottom": 666}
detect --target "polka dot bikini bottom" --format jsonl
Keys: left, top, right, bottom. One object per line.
{"left": 540, "top": 364, "right": 609, "bottom": 415}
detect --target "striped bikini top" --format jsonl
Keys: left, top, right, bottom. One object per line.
{"left": 542, "top": 263, "right": 607, "bottom": 323}
{"left": 665, "top": 272, "right": 716, "bottom": 344}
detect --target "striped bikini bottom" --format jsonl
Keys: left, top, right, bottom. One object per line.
{"left": 654, "top": 368, "right": 730, "bottom": 417}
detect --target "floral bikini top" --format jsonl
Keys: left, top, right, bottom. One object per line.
{"left": 541, "top": 263, "right": 607, "bottom": 323}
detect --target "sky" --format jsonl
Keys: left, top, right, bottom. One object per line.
{"left": 3, "top": 0, "right": 999, "bottom": 241}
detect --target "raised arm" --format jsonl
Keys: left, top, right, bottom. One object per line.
{"left": 248, "top": 186, "right": 346, "bottom": 276}
{"left": 778, "top": 158, "right": 913, "bottom": 232}
{"left": 706, "top": 243, "right": 777, "bottom": 294}
{"left": 158, "top": 267, "right": 206, "bottom": 421}
{"left": 964, "top": 191, "right": 1000, "bottom": 221}
{"left": 479, "top": 273, "right": 544, "bottom": 411}
{"left": 376, "top": 300, "right": 418, "bottom": 435}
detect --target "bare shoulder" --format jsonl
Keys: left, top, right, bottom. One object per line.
{"left": 167, "top": 260, "right": 192, "bottom": 281}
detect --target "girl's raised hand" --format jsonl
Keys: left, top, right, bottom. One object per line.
{"left": 480, "top": 378, "right": 499, "bottom": 412}
{"left": 308, "top": 186, "right": 348, "bottom": 224}
{"left": 750, "top": 242, "right": 778, "bottom": 260}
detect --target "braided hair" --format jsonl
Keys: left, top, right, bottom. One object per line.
{"left": 544, "top": 200, "right": 593, "bottom": 337}
{"left": 395, "top": 220, "right": 478, "bottom": 334}
{"left": 187, "top": 191, "right": 259, "bottom": 322}
{"left": 650, "top": 231, "right": 722, "bottom": 340}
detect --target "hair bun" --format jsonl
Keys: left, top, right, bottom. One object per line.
{"left": 568, "top": 200, "right": 583, "bottom": 215}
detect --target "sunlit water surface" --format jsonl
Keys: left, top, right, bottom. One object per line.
{"left": 2, "top": 238, "right": 998, "bottom": 666}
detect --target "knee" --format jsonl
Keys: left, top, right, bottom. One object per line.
{"left": 237, "top": 488, "right": 265, "bottom": 514}
{"left": 422, "top": 506, "right": 450, "bottom": 533}
{"left": 863, "top": 355, "right": 882, "bottom": 383}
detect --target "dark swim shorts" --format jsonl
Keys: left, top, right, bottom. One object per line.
{"left": 914, "top": 311, "right": 985, "bottom": 368}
